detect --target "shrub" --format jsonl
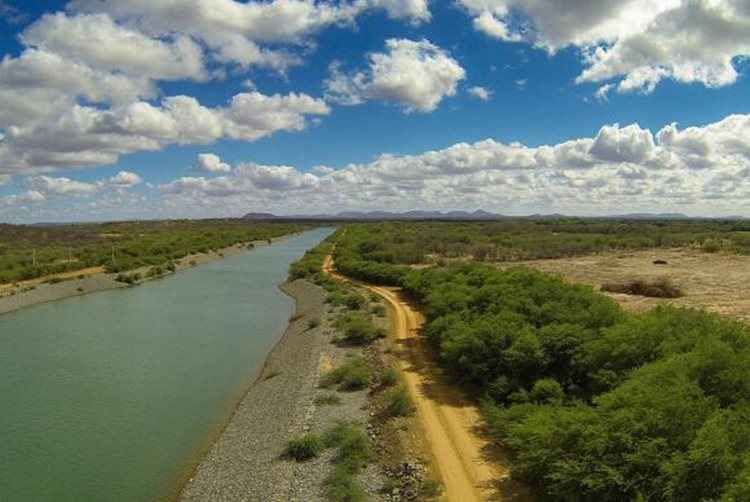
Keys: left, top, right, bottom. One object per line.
{"left": 285, "top": 434, "right": 324, "bottom": 461}
{"left": 529, "top": 378, "right": 564, "bottom": 404}
{"left": 322, "top": 422, "right": 372, "bottom": 501}
{"left": 324, "top": 422, "right": 373, "bottom": 467}
{"left": 371, "top": 304, "right": 386, "bottom": 317}
{"left": 380, "top": 367, "right": 398, "bottom": 387}
{"left": 420, "top": 479, "right": 443, "bottom": 499}
{"left": 314, "top": 393, "right": 342, "bottom": 406}
{"left": 326, "top": 291, "right": 347, "bottom": 306}
{"left": 601, "top": 277, "right": 683, "bottom": 298}
{"left": 344, "top": 294, "right": 365, "bottom": 311}
{"left": 335, "top": 313, "right": 384, "bottom": 345}
{"left": 384, "top": 385, "right": 414, "bottom": 417}
{"left": 307, "top": 318, "right": 321, "bottom": 330}
{"left": 321, "top": 356, "right": 371, "bottom": 391}
{"left": 325, "top": 464, "right": 365, "bottom": 502}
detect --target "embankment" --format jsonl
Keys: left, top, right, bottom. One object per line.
{"left": 179, "top": 279, "right": 329, "bottom": 502}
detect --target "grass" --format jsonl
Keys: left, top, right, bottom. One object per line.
{"left": 601, "top": 277, "right": 684, "bottom": 298}
{"left": 383, "top": 384, "right": 414, "bottom": 417}
{"left": 321, "top": 356, "right": 371, "bottom": 391}
{"left": 323, "top": 422, "right": 373, "bottom": 502}
{"left": 380, "top": 367, "right": 398, "bottom": 387}
{"left": 285, "top": 433, "right": 324, "bottom": 461}
{"left": 334, "top": 313, "right": 385, "bottom": 345}
{"left": 314, "top": 393, "right": 343, "bottom": 406}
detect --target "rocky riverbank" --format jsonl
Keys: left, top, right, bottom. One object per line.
{"left": 179, "top": 277, "right": 398, "bottom": 502}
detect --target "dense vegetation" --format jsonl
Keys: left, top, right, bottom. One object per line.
{"left": 0, "top": 220, "right": 307, "bottom": 284}
{"left": 325, "top": 221, "right": 750, "bottom": 500}
{"left": 402, "top": 263, "right": 750, "bottom": 501}
{"left": 332, "top": 219, "right": 750, "bottom": 286}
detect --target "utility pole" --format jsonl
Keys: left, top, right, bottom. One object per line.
{"left": 111, "top": 244, "right": 116, "bottom": 267}
{"left": 32, "top": 249, "right": 36, "bottom": 268}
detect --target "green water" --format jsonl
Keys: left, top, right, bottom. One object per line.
{"left": 0, "top": 228, "right": 331, "bottom": 502}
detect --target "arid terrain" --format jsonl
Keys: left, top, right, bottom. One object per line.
{"left": 502, "top": 249, "right": 750, "bottom": 321}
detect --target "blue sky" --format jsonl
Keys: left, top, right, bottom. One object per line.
{"left": 1, "top": 0, "right": 750, "bottom": 221}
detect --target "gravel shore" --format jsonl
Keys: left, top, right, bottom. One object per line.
{"left": 180, "top": 278, "right": 389, "bottom": 502}
{"left": 180, "top": 279, "right": 329, "bottom": 502}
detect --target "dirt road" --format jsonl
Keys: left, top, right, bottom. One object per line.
{"left": 323, "top": 255, "right": 521, "bottom": 501}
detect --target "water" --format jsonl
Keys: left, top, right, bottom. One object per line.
{"left": 0, "top": 228, "right": 332, "bottom": 502}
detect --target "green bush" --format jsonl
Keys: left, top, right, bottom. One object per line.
{"left": 401, "top": 260, "right": 750, "bottom": 500}
{"left": 335, "top": 313, "right": 384, "bottom": 345}
{"left": 285, "top": 434, "right": 324, "bottom": 461}
{"left": 323, "top": 423, "right": 373, "bottom": 502}
{"left": 344, "top": 294, "right": 366, "bottom": 310}
{"left": 380, "top": 367, "right": 399, "bottom": 387}
{"left": 321, "top": 356, "right": 371, "bottom": 391}
{"left": 384, "top": 385, "right": 414, "bottom": 417}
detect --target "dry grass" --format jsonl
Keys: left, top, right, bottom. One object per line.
{"left": 601, "top": 277, "right": 683, "bottom": 298}
{"left": 497, "top": 249, "right": 750, "bottom": 321}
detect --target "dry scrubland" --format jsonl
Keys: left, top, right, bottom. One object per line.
{"left": 507, "top": 249, "right": 750, "bottom": 321}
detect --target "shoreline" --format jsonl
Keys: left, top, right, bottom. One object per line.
{"left": 162, "top": 279, "right": 310, "bottom": 502}
{"left": 0, "top": 233, "right": 300, "bottom": 317}
{"left": 178, "top": 278, "right": 330, "bottom": 501}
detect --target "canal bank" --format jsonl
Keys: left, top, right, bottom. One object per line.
{"left": 0, "top": 228, "right": 332, "bottom": 502}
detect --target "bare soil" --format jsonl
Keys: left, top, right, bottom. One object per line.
{"left": 500, "top": 249, "right": 750, "bottom": 321}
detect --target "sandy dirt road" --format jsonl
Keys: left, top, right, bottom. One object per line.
{"left": 323, "top": 255, "right": 525, "bottom": 501}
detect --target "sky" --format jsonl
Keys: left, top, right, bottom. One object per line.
{"left": 1, "top": 0, "right": 750, "bottom": 222}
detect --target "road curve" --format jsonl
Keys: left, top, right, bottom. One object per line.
{"left": 323, "top": 255, "right": 512, "bottom": 501}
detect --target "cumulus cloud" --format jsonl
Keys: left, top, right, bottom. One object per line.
{"left": 107, "top": 171, "right": 143, "bottom": 188}
{"left": 26, "top": 175, "right": 100, "bottom": 197}
{"left": 22, "top": 13, "right": 207, "bottom": 82}
{"left": 157, "top": 113, "right": 750, "bottom": 216}
{"left": 459, "top": 0, "right": 750, "bottom": 94}
{"left": 69, "top": 0, "right": 431, "bottom": 69}
{"left": 468, "top": 86, "right": 492, "bottom": 101}
{"left": 196, "top": 153, "right": 232, "bottom": 173}
{"left": 0, "top": 92, "right": 329, "bottom": 175}
{"left": 367, "top": 0, "right": 430, "bottom": 24}
{"left": 324, "top": 39, "right": 466, "bottom": 113}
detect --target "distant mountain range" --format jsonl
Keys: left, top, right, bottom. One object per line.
{"left": 242, "top": 210, "right": 734, "bottom": 221}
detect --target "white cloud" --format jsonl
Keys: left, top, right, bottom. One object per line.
{"left": 26, "top": 175, "right": 100, "bottom": 196}
{"left": 0, "top": 91, "right": 330, "bottom": 175}
{"left": 459, "top": 0, "right": 750, "bottom": 94}
{"left": 196, "top": 153, "right": 232, "bottom": 173}
{"left": 367, "top": 0, "right": 430, "bottom": 24}
{"left": 468, "top": 86, "right": 492, "bottom": 101}
{"left": 22, "top": 13, "right": 207, "bottom": 82}
{"left": 69, "top": 0, "right": 430, "bottom": 70}
{"left": 156, "top": 113, "right": 750, "bottom": 216}
{"left": 324, "top": 39, "right": 466, "bottom": 113}
{"left": 107, "top": 171, "right": 143, "bottom": 188}
{"left": 1, "top": 190, "right": 46, "bottom": 207}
